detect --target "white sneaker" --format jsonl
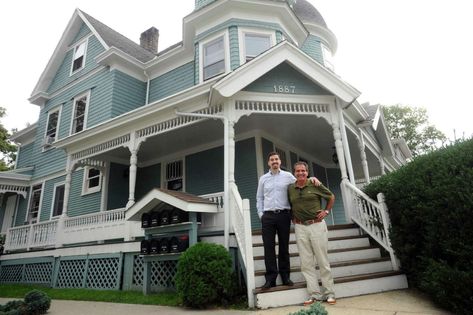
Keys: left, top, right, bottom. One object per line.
{"left": 326, "top": 297, "right": 336, "bottom": 305}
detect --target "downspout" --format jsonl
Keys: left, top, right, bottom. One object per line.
{"left": 144, "top": 70, "right": 150, "bottom": 105}
{"left": 175, "top": 110, "right": 230, "bottom": 249}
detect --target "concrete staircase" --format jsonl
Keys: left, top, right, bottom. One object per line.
{"left": 252, "top": 223, "right": 408, "bottom": 309}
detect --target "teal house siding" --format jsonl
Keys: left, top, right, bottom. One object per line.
{"left": 195, "top": 0, "right": 216, "bottom": 10}
{"left": 244, "top": 62, "right": 330, "bottom": 95}
{"left": 107, "top": 163, "right": 129, "bottom": 210}
{"left": 301, "top": 34, "right": 324, "bottom": 64}
{"left": 326, "top": 168, "right": 346, "bottom": 224}
{"left": 136, "top": 164, "right": 161, "bottom": 200}
{"left": 110, "top": 71, "right": 147, "bottom": 117}
{"left": 67, "top": 169, "right": 102, "bottom": 217}
{"left": 14, "top": 193, "right": 29, "bottom": 226}
{"left": 40, "top": 175, "right": 66, "bottom": 221}
{"left": 148, "top": 62, "right": 195, "bottom": 103}
{"left": 194, "top": 43, "right": 199, "bottom": 84}
{"left": 312, "top": 162, "right": 327, "bottom": 184}
{"left": 234, "top": 138, "right": 259, "bottom": 229}
{"left": 186, "top": 147, "right": 224, "bottom": 195}
{"left": 229, "top": 26, "right": 240, "bottom": 70}
{"left": 71, "top": 22, "right": 92, "bottom": 44}
{"left": 16, "top": 143, "right": 34, "bottom": 169}
{"left": 290, "top": 152, "right": 298, "bottom": 171}
{"left": 261, "top": 138, "right": 273, "bottom": 172}
{"left": 48, "top": 31, "right": 105, "bottom": 94}
{"left": 276, "top": 30, "right": 283, "bottom": 43}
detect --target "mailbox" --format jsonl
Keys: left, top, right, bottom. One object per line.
{"left": 158, "top": 237, "right": 170, "bottom": 253}
{"left": 159, "top": 210, "right": 171, "bottom": 225}
{"left": 170, "top": 209, "right": 188, "bottom": 224}
{"left": 140, "top": 240, "right": 150, "bottom": 255}
{"left": 141, "top": 213, "right": 150, "bottom": 228}
{"left": 150, "top": 239, "right": 160, "bottom": 254}
{"left": 169, "top": 235, "right": 189, "bottom": 253}
{"left": 150, "top": 212, "right": 160, "bottom": 227}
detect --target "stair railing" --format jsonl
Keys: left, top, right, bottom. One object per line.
{"left": 229, "top": 182, "right": 255, "bottom": 308}
{"left": 342, "top": 179, "right": 399, "bottom": 270}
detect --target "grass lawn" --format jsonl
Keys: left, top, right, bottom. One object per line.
{"left": 0, "top": 284, "right": 180, "bottom": 306}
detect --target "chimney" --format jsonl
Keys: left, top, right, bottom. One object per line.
{"left": 140, "top": 27, "right": 159, "bottom": 54}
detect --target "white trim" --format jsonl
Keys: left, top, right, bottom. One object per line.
{"left": 81, "top": 166, "right": 102, "bottom": 196}
{"left": 42, "top": 105, "right": 63, "bottom": 152}
{"left": 161, "top": 158, "right": 186, "bottom": 192}
{"left": 254, "top": 134, "right": 264, "bottom": 178}
{"left": 50, "top": 182, "right": 66, "bottom": 220}
{"left": 69, "top": 90, "right": 91, "bottom": 135}
{"left": 25, "top": 182, "right": 44, "bottom": 224}
{"left": 199, "top": 29, "right": 230, "bottom": 83}
{"left": 69, "top": 37, "right": 89, "bottom": 76}
{"left": 101, "top": 162, "right": 110, "bottom": 211}
{"left": 238, "top": 27, "right": 276, "bottom": 65}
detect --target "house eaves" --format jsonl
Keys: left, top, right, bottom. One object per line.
{"left": 10, "top": 122, "right": 38, "bottom": 144}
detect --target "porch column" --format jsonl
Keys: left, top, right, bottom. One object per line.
{"left": 126, "top": 133, "right": 144, "bottom": 209}
{"left": 331, "top": 121, "right": 348, "bottom": 181}
{"left": 62, "top": 155, "right": 74, "bottom": 217}
{"left": 224, "top": 100, "right": 237, "bottom": 249}
{"left": 379, "top": 156, "right": 386, "bottom": 175}
{"left": 336, "top": 99, "right": 355, "bottom": 184}
{"left": 357, "top": 131, "right": 370, "bottom": 184}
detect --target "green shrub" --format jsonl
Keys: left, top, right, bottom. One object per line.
{"left": 0, "top": 290, "right": 50, "bottom": 315}
{"left": 175, "top": 242, "right": 234, "bottom": 308}
{"left": 364, "top": 139, "right": 473, "bottom": 314}
{"left": 288, "top": 302, "right": 327, "bottom": 315}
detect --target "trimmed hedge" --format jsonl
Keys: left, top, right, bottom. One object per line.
{"left": 364, "top": 139, "right": 473, "bottom": 314}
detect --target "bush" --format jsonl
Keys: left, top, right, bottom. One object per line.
{"left": 288, "top": 302, "right": 327, "bottom": 315}
{"left": 364, "top": 139, "right": 473, "bottom": 314}
{"left": 0, "top": 290, "right": 50, "bottom": 315}
{"left": 175, "top": 242, "right": 234, "bottom": 308}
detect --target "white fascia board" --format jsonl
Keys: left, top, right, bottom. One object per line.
{"left": 211, "top": 41, "right": 360, "bottom": 104}
{"left": 0, "top": 173, "right": 32, "bottom": 184}
{"left": 304, "top": 23, "right": 338, "bottom": 54}
{"left": 95, "top": 47, "right": 153, "bottom": 81}
{"left": 53, "top": 79, "right": 215, "bottom": 152}
{"left": 10, "top": 122, "right": 38, "bottom": 143}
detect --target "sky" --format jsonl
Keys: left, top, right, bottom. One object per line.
{"left": 1, "top": 0, "right": 472, "bottom": 140}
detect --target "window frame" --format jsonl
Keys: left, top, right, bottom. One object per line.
{"left": 50, "top": 182, "right": 65, "bottom": 219}
{"left": 70, "top": 38, "right": 88, "bottom": 75}
{"left": 239, "top": 28, "right": 275, "bottom": 65}
{"left": 321, "top": 43, "right": 334, "bottom": 71}
{"left": 43, "top": 106, "right": 62, "bottom": 151}
{"left": 82, "top": 167, "right": 102, "bottom": 195}
{"left": 70, "top": 91, "right": 90, "bottom": 135}
{"left": 199, "top": 31, "right": 230, "bottom": 82}
{"left": 163, "top": 159, "right": 185, "bottom": 191}
{"left": 26, "top": 183, "right": 43, "bottom": 224}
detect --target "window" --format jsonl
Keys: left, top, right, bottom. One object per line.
{"left": 244, "top": 33, "right": 271, "bottom": 62}
{"left": 44, "top": 107, "right": 61, "bottom": 148}
{"left": 27, "top": 184, "right": 42, "bottom": 224}
{"left": 203, "top": 36, "right": 226, "bottom": 81}
{"left": 165, "top": 160, "right": 183, "bottom": 191}
{"left": 321, "top": 44, "right": 334, "bottom": 71}
{"left": 71, "top": 92, "right": 89, "bottom": 134}
{"left": 71, "top": 40, "right": 87, "bottom": 73}
{"left": 275, "top": 147, "right": 288, "bottom": 171}
{"left": 82, "top": 167, "right": 102, "bottom": 195}
{"left": 51, "top": 184, "right": 65, "bottom": 217}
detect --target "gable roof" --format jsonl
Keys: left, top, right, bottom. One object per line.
{"left": 30, "top": 9, "right": 156, "bottom": 103}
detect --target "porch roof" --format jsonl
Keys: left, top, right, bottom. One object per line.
{"left": 0, "top": 172, "right": 31, "bottom": 198}
{"left": 126, "top": 188, "right": 219, "bottom": 222}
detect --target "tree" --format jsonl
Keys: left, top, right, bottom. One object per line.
{"left": 0, "top": 107, "right": 17, "bottom": 171}
{"left": 382, "top": 104, "right": 446, "bottom": 156}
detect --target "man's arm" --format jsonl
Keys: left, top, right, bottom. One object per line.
{"left": 316, "top": 194, "right": 335, "bottom": 220}
{"left": 256, "top": 177, "right": 264, "bottom": 219}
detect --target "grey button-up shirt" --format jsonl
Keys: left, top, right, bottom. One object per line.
{"left": 256, "top": 169, "right": 296, "bottom": 218}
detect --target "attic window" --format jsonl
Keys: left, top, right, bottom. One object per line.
{"left": 71, "top": 40, "right": 87, "bottom": 73}
{"left": 203, "top": 36, "right": 226, "bottom": 81}
{"left": 244, "top": 33, "right": 271, "bottom": 62}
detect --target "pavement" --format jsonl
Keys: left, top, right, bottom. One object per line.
{"left": 0, "top": 289, "right": 451, "bottom": 315}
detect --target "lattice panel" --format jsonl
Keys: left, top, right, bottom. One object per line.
{"left": 0, "top": 264, "right": 23, "bottom": 283}
{"left": 23, "top": 263, "right": 52, "bottom": 284}
{"left": 132, "top": 255, "right": 144, "bottom": 286}
{"left": 86, "top": 258, "right": 120, "bottom": 289}
{"left": 56, "top": 259, "right": 86, "bottom": 288}
{"left": 150, "top": 260, "right": 177, "bottom": 288}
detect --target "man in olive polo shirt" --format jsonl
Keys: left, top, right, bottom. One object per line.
{"left": 288, "top": 161, "right": 336, "bottom": 306}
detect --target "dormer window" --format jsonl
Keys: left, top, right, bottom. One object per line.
{"left": 71, "top": 40, "right": 87, "bottom": 74}
{"left": 71, "top": 91, "right": 90, "bottom": 134}
{"left": 239, "top": 28, "right": 275, "bottom": 64}
{"left": 203, "top": 36, "right": 225, "bottom": 81}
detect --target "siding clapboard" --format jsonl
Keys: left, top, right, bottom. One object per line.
{"left": 148, "top": 62, "right": 195, "bottom": 103}
{"left": 16, "top": 143, "right": 34, "bottom": 169}
{"left": 301, "top": 34, "right": 324, "bottom": 65}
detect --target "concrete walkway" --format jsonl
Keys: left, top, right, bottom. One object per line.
{"left": 0, "top": 289, "right": 450, "bottom": 315}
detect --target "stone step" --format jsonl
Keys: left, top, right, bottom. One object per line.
{"left": 255, "top": 271, "right": 408, "bottom": 309}
{"left": 253, "top": 246, "right": 382, "bottom": 270}
{"left": 252, "top": 235, "right": 370, "bottom": 256}
{"left": 253, "top": 257, "right": 393, "bottom": 287}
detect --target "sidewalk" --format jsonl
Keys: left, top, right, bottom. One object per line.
{"left": 0, "top": 289, "right": 450, "bottom": 315}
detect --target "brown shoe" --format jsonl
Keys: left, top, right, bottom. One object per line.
{"left": 303, "top": 297, "right": 319, "bottom": 306}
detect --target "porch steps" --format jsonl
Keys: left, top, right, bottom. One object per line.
{"left": 252, "top": 224, "right": 408, "bottom": 309}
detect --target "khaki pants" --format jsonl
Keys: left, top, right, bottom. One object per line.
{"left": 295, "top": 220, "right": 335, "bottom": 299}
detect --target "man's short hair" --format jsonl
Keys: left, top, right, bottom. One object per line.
{"left": 267, "top": 151, "right": 280, "bottom": 160}
{"left": 293, "top": 161, "right": 309, "bottom": 172}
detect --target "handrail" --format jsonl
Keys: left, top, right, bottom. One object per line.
{"left": 342, "top": 180, "right": 399, "bottom": 270}
{"left": 64, "top": 208, "right": 126, "bottom": 228}
{"left": 229, "top": 182, "right": 255, "bottom": 308}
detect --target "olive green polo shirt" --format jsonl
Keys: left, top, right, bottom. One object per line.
{"left": 288, "top": 180, "right": 334, "bottom": 222}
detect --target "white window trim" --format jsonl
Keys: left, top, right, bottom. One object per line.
{"left": 69, "top": 38, "right": 89, "bottom": 75}
{"left": 199, "top": 30, "right": 230, "bottom": 83}
{"left": 42, "top": 105, "right": 62, "bottom": 152}
{"left": 69, "top": 90, "right": 90, "bottom": 135}
{"left": 82, "top": 166, "right": 102, "bottom": 196}
{"left": 238, "top": 27, "right": 276, "bottom": 65}
{"left": 321, "top": 43, "right": 334, "bottom": 71}
{"left": 50, "top": 182, "right": 65, "bottom": 220}
{"left": 25, "top": 183, "right": 44, "bottom": 225}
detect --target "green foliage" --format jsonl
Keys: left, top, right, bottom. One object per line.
{"left": 0, "top": 106, "right": 17, "bottom": 170}
{"left": 175, "top": 242, "right": 235, "bottom": 308}
{"left": 382, "top": 104, "right": 446, "bottom": 156}
{"left": 364, "top": 139, "right": 473, "bottom": 314}
{"left": 0, "top": 290, "right": 50, "bottom": 315}
{"left": 288, "top": 302, "right": 328, "bottom": 315}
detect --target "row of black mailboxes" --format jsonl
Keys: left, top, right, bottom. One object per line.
{"left": 141, "top": 209, "right": 189, "bottom": 228}
{"left": 140, "top": 235, "right": 189, "bottom": 255}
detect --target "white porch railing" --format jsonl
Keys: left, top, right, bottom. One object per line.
{"left": 64, "top": 208, "right": 126, "bottom": 228}
{"left": 5, "top": 220, "right": 58, "bottom": 251}
{"left": 342, "top": 180, "right": 399, "bottom": 270}
{"left": 229, "top": 183, "right": 255, "bottom": 308}
{"left": 4, "top": 225, "right": 30, "bottom": 251}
